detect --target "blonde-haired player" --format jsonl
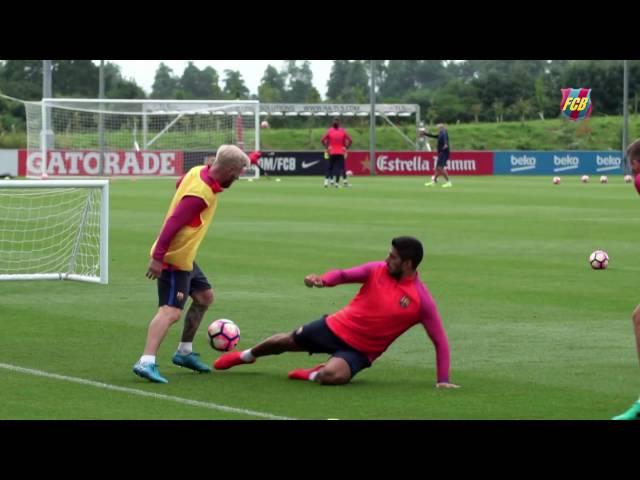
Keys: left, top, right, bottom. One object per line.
{"left": 133, "top": 145, "right": 248, "bottom": 383}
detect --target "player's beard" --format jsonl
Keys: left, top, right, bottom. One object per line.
{"left": 387, "top": 264, "right": 402, "bottom": 280}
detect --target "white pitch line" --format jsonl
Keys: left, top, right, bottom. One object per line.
{"left": 0, "top": 363, "right": 294, "bottom": 420}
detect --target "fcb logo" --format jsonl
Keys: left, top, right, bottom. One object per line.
{"left": 560, "top": 88, "right": 593, "bottom": 121}
{"left": 399, "top": 296, "right": 410, "bottom": 308}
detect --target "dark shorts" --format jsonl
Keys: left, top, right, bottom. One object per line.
{"left": 328, "top": 154, "right": 345, "bottom": 175}
{"left": 292, "top": 316, "right": 371, "bottom": 378}
{"left": 436, "top": 150, "right": 449, "bottom": 168}
{"left": 157, "top": 262, "right": 212, "bottom": 310}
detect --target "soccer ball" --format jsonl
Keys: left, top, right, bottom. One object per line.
{"left": 581, "top": 175, "right": 589, "bottom": 183}
{"left": 260, "top": 120, "right": 270, "bottom": 129}
{"left": 207, "top": 319, "right": 240, "bottom": 351}
{"left": 624, "top": 174, "right": 633, "bottom": 183}
{"left": 552, "top": 176, "right": 561, "bottom": 185}
{"left": 589, "top": 250, "right": 609, "bottom": 270}
{"left": 346, "top": 170, "right": 353, "bottom": 177}
{"left": 600, "top": 175, "right": 608, "bottom": 184}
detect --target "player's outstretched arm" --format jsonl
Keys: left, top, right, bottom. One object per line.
{"left": 304, "top": 274, "right": 325, "bottom": 288}
{"left": 417, "top": 284, "right": 460, "bottom": 388}
{"left": 436, "top": 382, "right": 460, "bottom": 389}
{"left": 319, "top": 261, "right": 382, "bottom": 287}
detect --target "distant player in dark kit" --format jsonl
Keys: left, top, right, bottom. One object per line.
{"left": 612, "top": 138, "right": 640, "bottom": 420}
{"left": 214, "top": 236, "right": 459, "bottom": 388}
{"left": 321, "top": 117, "right": 352, "bottom": 188}
{"left": 423, "top": 123, "right": 452, "bottom": 188}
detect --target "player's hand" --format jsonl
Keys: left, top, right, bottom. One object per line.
{"left": 304, "top": 274, "right": 324, "bottom": 288}
{"left": 436, "top": 382, "right": 460, "bottom": 389}
{"left": 146, "top": 259, "right": 163, "bottom": 279}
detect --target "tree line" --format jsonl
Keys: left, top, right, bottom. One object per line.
{"left": 1, "top": 60, "right": 639, "bottom": 134}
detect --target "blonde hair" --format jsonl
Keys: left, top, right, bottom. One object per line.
{"left": 213, "top": 145, "right": 249, "bottom": 169}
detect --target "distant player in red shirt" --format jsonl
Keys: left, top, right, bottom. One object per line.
{"left": 321, "top": 117, "right": 352, "bottom": 188}
{"left": 613, "top": 139, "right": 640, "bottom": 420}
{"left": 215, "top": 236, "right": 459, "bottom": 388}
{"left": 247, "top": 150, "right": 268, "bottom": 179}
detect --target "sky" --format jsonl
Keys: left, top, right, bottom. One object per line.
{"left": 102, "top": 60, "right": 334, "bottom": 99}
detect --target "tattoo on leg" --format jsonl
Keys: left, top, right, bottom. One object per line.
{"left": 181, "top": 302, "right": 209, "bottom": 342}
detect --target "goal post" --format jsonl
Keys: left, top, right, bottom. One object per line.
{"left": 0, "top": 179, "right": 109, "bottom": 284}
{"left": 24, "top": 99, "right": 260, "bottom": 177}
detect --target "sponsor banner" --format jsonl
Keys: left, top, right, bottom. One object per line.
{"left": 18, "top": 150, "right": 184, "bottom": 176}
{"left": 184, "top": 151, "right": 215, "bottom": 171}
{"left": 12, "top": 149, "right": 625, "bottom": 177}
{"left": 345, "top": 151, "right": 493, "bottom": 176}
{"left": 257, "top": 151, "right": 327, "bottom": 175}
{"left": 493, "top": 151, "right": 624, "bottom": 175}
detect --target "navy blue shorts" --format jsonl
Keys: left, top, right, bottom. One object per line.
{"left": 292, "top": 316, "right": 371, "bottom": 378}
{"left": 436, "top": 151, "right": 449, "bottom": 167}
{"left": 157, "top": 262, "right": 212, "bottom": 309}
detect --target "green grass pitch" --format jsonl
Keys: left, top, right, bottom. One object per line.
{"left": 1, "top": 175, "right": 638, "bottom": 419}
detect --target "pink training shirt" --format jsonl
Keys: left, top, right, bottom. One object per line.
{"left": 320, "top": 261, "right": 451, "bottom": 383}
{"left": 321, "top": 127, "right": 353, "bottom": 155}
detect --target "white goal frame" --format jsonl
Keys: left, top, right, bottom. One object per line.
{"left": 0, "top": 179, "right": 109, "bottom": 284}
{"left": 35, "top": 98, "right": 260, "bottom": 177}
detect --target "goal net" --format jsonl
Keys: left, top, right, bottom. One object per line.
{"left": 0, "top": 179, "right": 109, "bottom": 284}
{"left": 23, "top": 99, "right": 260, "bottom": 177}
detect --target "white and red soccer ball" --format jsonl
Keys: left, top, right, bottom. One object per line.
{"left": 260, "top": 120, "right": 270, "bottom": 129}
{"left": 581, "top": 175, "right": 589, "bottom": 183}
{"left": 207, "top": 319, "right": 240, "bottom": 351}
{"left": 599, "top": 175, "right": 608, "bottom": 184}
{"left": 624, "top": 174, "right": 633, "bottom": 183}
{"left": 552, "top": 176, "right": 561, "bottom": 185}
{"left": 346, "top": 170, "right": 353, "bottom": 177}
{"left": 589, "top": 250, "right": 609, "bottom": 270}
